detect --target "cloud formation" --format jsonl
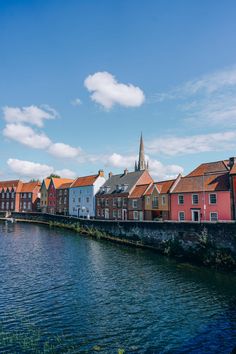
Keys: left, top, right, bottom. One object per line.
{"left": 3, "top": 123, "right": 52, "bottom": 149}
{"left": 84, "top": 71, "right": 145, "bottom": 109}
{"left": 7, "top": 158, "right": 76, "bottom": 180}
{"left": 147, "top": 131, "right": 236, "bottom": 156}
{"left": 48, "top": 143, "right": 81, "bottom": 158}
{"left": 3, "top": 105, "right": 58, "bottom": 127}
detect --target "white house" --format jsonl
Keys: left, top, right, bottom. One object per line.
{"left": 69, "top": 170, "right": 106, "bottom": 218}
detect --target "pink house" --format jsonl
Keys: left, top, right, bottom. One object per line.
{"left": 170, "top": 160, "right": 232, "bottom": 222}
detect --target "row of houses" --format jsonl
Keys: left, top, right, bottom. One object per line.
{"left": 1, "top": 136, "right": 236, "bottom": 222}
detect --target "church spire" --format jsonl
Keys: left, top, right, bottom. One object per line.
{"left": 135, "top": 133, "right": 148, "bottom": 171}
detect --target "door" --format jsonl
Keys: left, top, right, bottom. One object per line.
{"left": 139, "top": 211, "right": 143, "bottom": 221}
{"left": 192, "top": 210, "right": 200, "bottom": 222}
{"left": 122, "top": 209, "right": 127, "bottom": 220}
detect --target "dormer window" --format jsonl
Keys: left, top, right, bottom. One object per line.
{"left": 116, "top": 185, "right": 121, "bottom": 192}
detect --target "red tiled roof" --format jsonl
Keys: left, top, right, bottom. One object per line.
{"left": 43, "top": 178, "right": 51, "bottom": 189}
{"left": 0, "top": 180, "right": 22, "bottom": 192}
{"left": 187, "top": 160, "right": 229, "bottom": 177}
{"left": 155, "top": 179, "right": 175, "bottom": 194}
{"left": 130, "top": 184, "right": 150, "bottom": 198}
{"left": 51, "top": 178, "right": 74, "bottom": 189}
{"left": 59, "top": 181, "right": 74, "bottom": 189}
{"left": 172, "top": 172, "right": 229, "bottom": 193}
{"left": 21, "top": 181, "right": 41, "bottom": 193}
{"left": 71, "top": 175, "right": 98, "bottom": 188}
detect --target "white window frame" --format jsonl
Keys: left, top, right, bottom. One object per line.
{"left": 209, "top": 193, "right": 217, "bottom": 204}
{"left": 210, "top": 212, "right": 218, "bottom": 222}
{"left": 192, "top": 194, "right": 199, "bottom": 205}
{"left": 178, "top": 194, "right": 184, "bottom": 205}
{"left": 133, "top": 211, "right": 139, "bottom": 220}
{"left": 162, "top": 196, "right": 166, "bottom": 205}
{"left": 178, "top": 211, "right": 185, "bottom": 221}
{"left": 132, "top": 199, "right": 138, "bottom": 208}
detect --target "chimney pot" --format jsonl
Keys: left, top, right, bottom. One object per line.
{"left": 108, "top": 172, "right": 113, "bottom": 178}
{"left": 98, "top": 169, "right": 104, "bottom": 177}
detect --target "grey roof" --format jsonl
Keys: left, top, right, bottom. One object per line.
{"left": 97, "top": 170, "right": 144, "bottom": 195}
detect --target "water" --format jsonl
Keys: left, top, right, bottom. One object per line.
{"left": 0, "top": 222, "right": 236, "bottom": 354}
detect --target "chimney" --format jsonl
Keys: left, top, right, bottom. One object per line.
{"left": 98, "top": 169, "right": 104, "bottom": 177}
{"left": 124, "top": 168, "right": 128, "bottom": 175}
{"left": 228, "top": 157, "right": 236, "bottom": 169}
{"left": 108, "top": 172, "right": 113, "bottom": 179}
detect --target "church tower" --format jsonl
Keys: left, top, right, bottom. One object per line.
{"left": 135, "top": 133, "right": 148, "bottom": 171}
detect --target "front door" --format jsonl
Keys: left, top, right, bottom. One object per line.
{"left": 192, "top": 210, "right": 200, "bottom": 222}
{"left": 122, "top": 209, "right": 127, "bottom": 220}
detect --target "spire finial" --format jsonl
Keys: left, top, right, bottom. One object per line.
{"left": 137, "top": 132, "right": 147, "bottom": 171}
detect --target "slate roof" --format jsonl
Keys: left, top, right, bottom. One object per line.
{"left": 97, "top": 170, "right": 144, "bottom": 195}
{"left": 171, "top": 172, "right": 229, "bottom": 193}
{"left": 71, "top": 174, "right": 99, "bottom": 188}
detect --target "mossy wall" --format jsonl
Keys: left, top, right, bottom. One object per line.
{"left": 10, "top": 212, "right": 236, "bottom": 270}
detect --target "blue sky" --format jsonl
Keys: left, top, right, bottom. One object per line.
{"left": 1, "top": 0, "right": 236, "bottom": 180}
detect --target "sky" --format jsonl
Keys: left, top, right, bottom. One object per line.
{"left": 1, "top": 0, "right": 236, "bottom": 181}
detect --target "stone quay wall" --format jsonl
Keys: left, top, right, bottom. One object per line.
{"left": 7, "top": 212, "right": 236, "bottom": 270}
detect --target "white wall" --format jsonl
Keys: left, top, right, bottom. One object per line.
{"left": 69, "top": 176, "right": 105, "bottom": 217}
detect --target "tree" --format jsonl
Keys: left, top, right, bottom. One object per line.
{"left": 47, "top": 174, "right": 61, "bottom": 178}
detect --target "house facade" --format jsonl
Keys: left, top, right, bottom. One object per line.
{"left": 69, "top": 170, "right": 106, "bottom": 218}
{"left": 170, "top": 161, "right": 232, "bottom": 222}
{"left": 19, "top": 181, "right": 41, "bottom": 212}
{"left": 0, "top": 180, "right": 23, "bottom": 212}
{"left": 48, "top": 178, "right": 74, "bottom": 214}
{"left": 40, "top": 178, "right": 50, "bottom": 213}
{"left": 128, "top": 183, "right": 151, "bottom": 220}
{"left": 56, "top": 181, "right": 73, "bottom": 215}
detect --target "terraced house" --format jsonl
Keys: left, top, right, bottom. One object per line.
{"left": 56, "top": 181, "right": 74, "bottom": 215}
{"left": 170, "top": 160, "right": 232, "bottom": 222}
{"left": 96, "top": 135, "right": 153, "bottom": 220}
{"left": 0, "top": 180, "right": 23, "bottom": 212}
{"left": 40, "top": 178, "right": 51, "bottom": 213}
{"left": 19, "top": 181, "right": 41, "bottom": 212}
{"left": 48, "top": 178, "right": 74, "bottom": 214}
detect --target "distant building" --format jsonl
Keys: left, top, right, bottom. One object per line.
{"left": 19, "top": 181, "right": 41, "bottom": 212}
{"left": 48, "top": 178, "right": 74, "bottom": 214}
{"left": 96, "top": 134, "right": 153, "bottom": 220}
{"left": 69, "top": 170, "right": 106, "bottom": 218}
{"left": 56, "top": 181, "right": 74, "bottom": 215}
{"left": 40, "top": 178, "right": 51, "bottom": 213}
{"left": 170, "top": 160, "right": 232, "bottom": 222}
{"left": 0, "top": 180, "right": 23, "bottom": 212}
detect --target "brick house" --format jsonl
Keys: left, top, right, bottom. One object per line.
{"left": 56, "top": 181, "right": 74, "bottom": 215}
{"left": 128, "top": 183, "right": 151, "bottom": 220}
{"left": 48, "top": 178, "right": 74, "bottom": 214}
{"left": 96, "top": 169, "right": 153, "bottom": 220}
{"left": 0, "top": 180, "right": 23, "bottom": 212}
{"left": 19, "top": 181, "right": 41, "bottom": 212}
{"left": 170, "top": 160, "right": 232, "bottom": 222}
{"left": 40, "top": 178, "right": 51, "bottom": 213}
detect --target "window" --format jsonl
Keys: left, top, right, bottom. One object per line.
{"left": 133, "top": 211, "right": 139, "bottom": 220}
{"left": 118, "top": 209, "right": 121, "bottom": 219}
{"left": 1, "top": 202, "right": 4, "bottom": 209}
{"left": 192, "top": 194, "right": 199, "bottom": 205}
{"left": 86, "top": 197, "right": 90, "bottom": 203}
{"left": 178, "top": 211, "right": 185, "bottom": 221}
{"left": 105, "top": 199, "right": 109, "bottom": 206}
{"left": 209, "top": 193, "right": 217, "bottom": 204}
{"left": 11, "top": 192, "right": 14, "bottom": 198}
{"left": 123, "top": 198, "right": 127, "bottom": 207}
{"left": 162, "top": 196, "right": 166, "bottom": 205}
{"left": 97, "top": 209, "right": 100, "bottom": 217}
{"left": 28, "top": 202, "right": 31, "bottom": 210}
{"left": 11, "top": 202, "right": 14, "bottom": 210}
{"left": 113, "top": 198, "right": 117, "bottom": 207}
{"left": 132, "top": 199, "right": 138, "bottom": 208}
{"left": 78, "top": 197, "right": 81, "bottom": 203}
{"left": 6, "top": 193, "right": 9, "bottom": 199}
{"left": 113, "top": 210, "right": 117, "bottom": 218}
{"left": 178, "top": 195, "right": 184, "bottom": 205}
{"left": 153, "top": 196, "right": 158, "bottom": 208}
{"left": 97, "top": 198, "right": 100, "bottom": 206}
{"left": 210, "top": 212, "right": 218, "bottom": 221}
{"left": 117, "top": 197, "right": 122, "bottom": 208}
{"left": 147, "top": 196, "right": 150, "bottom": 205}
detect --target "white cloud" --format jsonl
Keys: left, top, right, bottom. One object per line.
{"left": 7, "top": 158, "right": 76, "bottom": 180}
{"left": 106, "top": 153, "right": 136, "bottom": 168}
{"left": 3, "top": 123, "right": 52, "bottom": 149}
{"left": 48, "top": 142, "right": 81, "bottom": 159}
{"left": 55, "top": 169, "right": 76, "bottom": 179}
{"left": 105, "top": 152, "right": 183, "bottom": 180}
{"left": 147, "top": 131, "right": 236, "bottom": 156}
{"left": 71, "top": 98, "right": 82, "bottom": 106}
{"left": 155, "top": 66, "right": 236, "bottom": 102}
{"left": 7, "top": 158, "right": 54, "bottom": 179}
{"left": 84, "top": 71, "right": 145, "bottom": 109}
{"left": 2, "top": 105, "right": 58, "bottom": 127}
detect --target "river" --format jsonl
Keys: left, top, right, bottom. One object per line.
{"left": 0, "top": 222, "right": 236, "bottom": 353}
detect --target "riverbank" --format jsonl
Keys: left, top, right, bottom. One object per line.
{"left": 1, "top": 212, "right": 236, "bottom": 271}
